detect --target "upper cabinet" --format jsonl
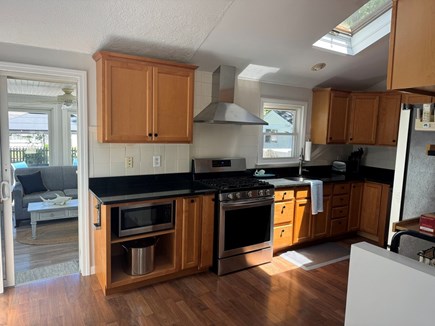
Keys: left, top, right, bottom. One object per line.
{"left": 93, "top": 51, "right": 197, "bottom": 143}
{"left": 311, "top": 88, "right": 350, "bottom": 144}
{"left": 376, "top": 92, "right": 402, "bottom": 146}
{"left": 387, "top": 0, "right": 435, "bottom": 95}
{"left": 348, "top": 93, "right": 380, "bottom": 145}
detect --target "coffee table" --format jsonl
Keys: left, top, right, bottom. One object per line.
{"left": 27, "top": 199, "right": 78, "bottom": 239}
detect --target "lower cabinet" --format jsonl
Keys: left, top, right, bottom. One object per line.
{"left": 92, "top": 193, "right": 214, "bottom": 295}
{"left": 272, "top": 180, "right": 390, "bottom": 252}
{"left": 359, "top": 182, "right": 390, "bottom": 247}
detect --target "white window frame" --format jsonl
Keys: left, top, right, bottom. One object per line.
{"left": 257, "top": 98, "right": 306, "bottom": 166}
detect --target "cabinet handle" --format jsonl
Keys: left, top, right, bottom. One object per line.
{"left": 190, "top": 199, "right": 195, "bottom": 203}
{"left": 329, "top": 136, "right": 332, "bottom": 140}
{"left": 280, "top": 229, "right": 285, "bottom": 236}
{"left": 154, "top": 133, "right": 158, "bottom": 137}
{"left": 93, "top": 203, "right": 101, "bottom": 228}
{"left": 392, "top": 139, "right": 396, "bottom": 143}
{"left": 281, "top": 206, "right": 286, "bottom": 213}
{"left": 349, "top": 137, "right": 353, "bottom": 141}
{"left": 148, "top": 133, "right": 152, "bottom": 137}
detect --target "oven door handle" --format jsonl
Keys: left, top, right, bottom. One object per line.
{"left": 221, "top": 197, "right": 274, "bottom": 208}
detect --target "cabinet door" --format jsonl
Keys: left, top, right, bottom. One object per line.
{"left": 153, "top": 65, "right": 194, "bottom": 143}
{"left": 199, "top": 195, "right": 214, "bottom": 269}
{"left": 312, "top": 196, "right": 330, "bottom": 239}
{"left": 181, "top": 197, "right": 201, "bottom": 270}
{"left": 348, "top": 94, "right": 379, "bottom": 144}
{"left": 100, "top": 58, "right": 153, "bottom": 142}
{"left": 376, "top": 93, "right": 401, "bottom": 146}
{"left": 293, "top": 198, "right": 312, "bottom": 244}
{"left": 359, "top": 181, "right": 386, "bottom": 237}
{"left": 348, "top": 182, "right": 363, "bottom": 231}
{"left": 311, "top": 89, "right": 349, "bottom": 144}
{"left": 387, "top": 0, "right": 435, "bottom": 92}
{"left": 401, "top": 93, "right": 432, "bottom": 105}
{"left": 327, "top": 91, "right": 349, "bottom": 143}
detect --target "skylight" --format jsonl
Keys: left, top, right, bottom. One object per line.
{"left": 336, "top": 0, "right": 391, "bottom": 35}
{"left": 313, "top": 0, "right": 392, "bottom": 56}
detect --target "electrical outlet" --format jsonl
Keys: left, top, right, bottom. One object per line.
{"left": 153, "top": 155, "right": 161, "bottom": 167}
{"left": 125, "top": 157, "right": 133, "bottom": 168}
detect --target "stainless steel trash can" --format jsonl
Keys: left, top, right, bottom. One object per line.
{"left": 122, "top": 237, "right": 157, "bottom": 275}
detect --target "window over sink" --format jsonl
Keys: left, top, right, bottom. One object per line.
{"left": 258, "top": 98, "right": 306, "bottom": 165}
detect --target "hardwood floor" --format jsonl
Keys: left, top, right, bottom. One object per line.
{"left": 0, "top": 244, "right": 357, "bottom": 325}
{"left": 14, "top": 220, "right": 78, "bottom": 273}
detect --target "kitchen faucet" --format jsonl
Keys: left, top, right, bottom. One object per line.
{"left": 298, "top": 148, "right": 304, "bottom": 176}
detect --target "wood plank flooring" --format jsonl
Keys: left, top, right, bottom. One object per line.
{"left": 14, "top": 221, "right": 78, "bottom": 272}
{"left": 0, "top": 247, "right": 354, "bottom": 325}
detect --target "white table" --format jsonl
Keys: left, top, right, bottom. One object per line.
{"left": 27, "top": 199, "right": 78, "bottom": 239}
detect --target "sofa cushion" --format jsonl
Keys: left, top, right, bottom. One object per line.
{"left": 63, "top": 188, "right": 78, "bottom": 199}
{"left": 62, "top": 166, "right": 78, "bottom": 189}
{"left": 23, "top": 190, "right": 65, "bottom": 206}
{"left": 16, "top": 171, "right": 47, "bottom": 194}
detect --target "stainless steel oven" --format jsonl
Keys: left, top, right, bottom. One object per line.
{"left": 217, "top": 195, "right": 274, "bottom": 275}
{"left": 193, "top": 158, "right": 275, "bottom": 275}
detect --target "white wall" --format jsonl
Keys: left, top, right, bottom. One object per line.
{"left": 345, "top": 242, "right": 435, "bottom": 326}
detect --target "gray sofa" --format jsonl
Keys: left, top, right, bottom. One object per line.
{"left": 12, "top": 166, "right": 78, "bottom": 226}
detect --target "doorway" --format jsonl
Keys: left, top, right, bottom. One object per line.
{"left": 8, "top": 79, "right": 79, "bottom": 284}
{"left": 0, "top": 62, "right": 89, "bottom": 291}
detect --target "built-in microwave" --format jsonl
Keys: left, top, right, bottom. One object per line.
{"left": 112, "top": 201, "right": 174, "bottom": 237}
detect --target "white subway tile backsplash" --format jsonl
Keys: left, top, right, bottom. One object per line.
{"left": 110, "top": 162, "right": 125, "bottom": 176}
{"left": 177, "top": 159, "right": 191, "bottom": 172}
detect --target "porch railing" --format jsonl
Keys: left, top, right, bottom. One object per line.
{"left": 10, "top": 147, "right": 77, "bottom": 166}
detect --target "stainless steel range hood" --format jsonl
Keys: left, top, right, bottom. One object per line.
{"left": 194, "top": 65, "right": 268, "bottom": 125}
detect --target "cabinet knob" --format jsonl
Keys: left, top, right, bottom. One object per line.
{"left": 280, "top": 229, "right": 285, "bottom": 236}
{"left": 190, "top": 199, "right": 195, "bottom": 203}
{"left": 392, "top": 139, "right": 396, "bottom": 143}
{"left": 329, "top": 136, "right": 332, "bottom": 140}
{"left": 349, "top": 137, "right": 353, "bottom": 141}
{"left": 154, "top": 133, "right": 158, "bottom": 137}
{"left": 148, "top": 133, "right": 152, "bottom": 137}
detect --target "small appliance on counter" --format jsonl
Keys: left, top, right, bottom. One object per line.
{"left": 347, "top": 147, "right": 364, "bottom": 174}
{"left": 331, "top": 161, "right": 346, "bottom": 173}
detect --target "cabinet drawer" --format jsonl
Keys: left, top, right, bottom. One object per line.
{"left": 333, "top": 183, "right": 350, "bottom": 195}
{"left": 332, "top": 194, "right": 349, "bottom": 207}
{"left": 274, "top": 225, "right": 293, "bottom": 249}
{"left": 275, "top": 189, "right": 294, "bottom": 202}
{"left": 37, "top": 210, "right": 67, "bottom": 219}
{"left": 330, "top": 218, "right": 348, "bottom": 236}
{"left": 274, "top": 201, "right": 294, "bottom": 225}
{"left": 295, "top": 187, "right": 310, "bottom": 199}
{"left": 323, "top": 184, "right": 333, "bottom": 196}
{"left": 331, "top": 206, "right": 349, "bottom": 219}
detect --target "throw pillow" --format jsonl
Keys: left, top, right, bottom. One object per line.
{"left": 16, "top": 171, "right": 47, "bottom": 195}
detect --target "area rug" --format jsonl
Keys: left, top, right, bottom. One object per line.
{"left": 16, "top": 219, "right": 78, "bottom": 245}
{"left": 280, "top": 242, "right": 350, "bottom": 271}
{"left": 15, "top": 259, "right": 79, "bottom": 285}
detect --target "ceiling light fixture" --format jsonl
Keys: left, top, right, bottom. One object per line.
{"left": 57, "top": 87, "right": 77, "bottom": 108}
{"left": 311, "top": 63, "right": 326, "bottom": 72}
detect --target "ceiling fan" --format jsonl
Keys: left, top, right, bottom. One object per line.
{"left": 57, "top": 87, "right": 77, "bottom": 108}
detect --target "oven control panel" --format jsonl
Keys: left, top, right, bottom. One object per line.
{"left": 219, "top": 188, "right": 274, "bottom": 202}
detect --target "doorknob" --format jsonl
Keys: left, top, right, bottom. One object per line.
{"left": 0, "top": 181, "right": 10, "bottom": 201}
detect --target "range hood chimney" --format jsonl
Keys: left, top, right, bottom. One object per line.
{"left": 194, "top": 65, "right": 268, "bottom": 125}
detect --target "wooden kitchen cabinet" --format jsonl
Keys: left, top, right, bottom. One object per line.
{"left": 92, "top": 194, "right": 214, "bottom": 295}
{"left": 330, "top": 182, "right": 350, "bottom": 236}
{"left": 359, "top": 182, "right": 391, "bottom": 247}
{"left": 348, "top": 93, "right": 380, "bottom": 144}
{"left": 348, "top": 182, "right": 363, "bottom": 232}
{"left": 401, "top": 93, "right": 433, "bottom": 104}
{"left": 387, "top": 0, "right": 435, "bottom": 95}
{"left": 376, "top": 93, "right": 401, "bottom": 146}
{"left": 93, "top": 51, "right": 196, "bottom": 143}
{"left": 312, "top": 196, "right": 330, "bottom": 239}
{"left": 181, "top": 197, "right": 201, "bottom": 270}
{"left": 293, "top": 187, "right": 312, "bottom": 244}
{"left": 311, "top": 88, "right": 350, "bottom": 144}
{"left": 273, "top": 189, "right": 295, "bottom": 251}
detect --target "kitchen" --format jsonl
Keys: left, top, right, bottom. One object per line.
{"left": 1, "top": 0, "right": 435, "bottom": 324}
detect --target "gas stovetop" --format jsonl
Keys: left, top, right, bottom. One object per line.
{"left": 192, "top": 158, "right": 274, "bottom": 201}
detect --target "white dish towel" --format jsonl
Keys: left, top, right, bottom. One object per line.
{"left": 308, "top": 180, "right": 323, "bottom": 215}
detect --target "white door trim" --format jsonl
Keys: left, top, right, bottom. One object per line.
{"left": 0, "top": 61, "right": 91, "bottom": 278}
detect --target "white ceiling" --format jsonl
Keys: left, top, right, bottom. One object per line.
{"left": 0, "top": 0, "right": 389, "bottom": 91}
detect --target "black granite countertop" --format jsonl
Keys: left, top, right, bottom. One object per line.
{"left": 89, "top": 165, "right": 394, "bottom": 203}
{"left": 89, "top": 173, "right": 216, "bottom": 204}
